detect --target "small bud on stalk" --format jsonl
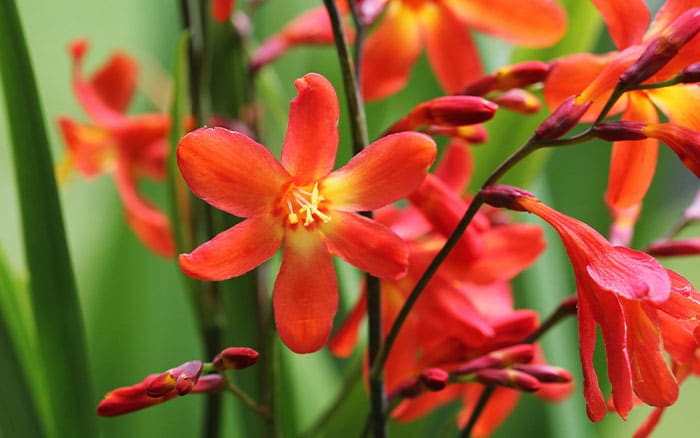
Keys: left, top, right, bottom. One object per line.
{"left": 213, "top": 347, "right": 260, "bottom": 371}
{"left": 474, "top": 368, "right": 541, "bottom": 392}
{"left": 535, "top": 95, "right": 591, "bottom": 139}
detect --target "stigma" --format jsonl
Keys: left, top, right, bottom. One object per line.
{"left": 285, "top": 182, "right": 331, "bottom": 227}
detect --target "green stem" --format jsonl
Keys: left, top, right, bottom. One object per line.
{"left": 223, "top": 374, "right": 270, "bottom": 417}
{"left": 459, "top": 386, "right": 496, "bottom": 438}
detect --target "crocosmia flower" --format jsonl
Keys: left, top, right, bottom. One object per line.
{"left": 482, "top": 185, "right": 683, "bottom": 421}
{"left": 360, "top": 0, "right": 566, "bottom": 100}
{"left": 57, "top": 39, "right": 175, "bottom": 257}
{"left": 177, "top": 73, "right": 436, "bottom": 353}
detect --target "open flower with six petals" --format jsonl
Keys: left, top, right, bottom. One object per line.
{"left": 177, "top": 73, "right": 436, "bottom": 354}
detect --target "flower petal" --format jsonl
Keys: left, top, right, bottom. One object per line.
{"left": 90, "top": 51, "right": 138, "bottom": 113}
{"left": 591, "top": 0, "right": 650, "bottom": 49}
{"left": 457, "top": 385, "right": 520, "bottom": 435}
{"left": 321, "top": 210, "right": 408, "bottom": 279}
{"left": 177, "top": 127, "right": 290, "bottom": 217}
{"left": 434, "top": 139, "right": 472, "bottom": 194}
{"left": 273, "top": 230, "right": 338, "bottom": 353}
{"left": 114, "top": 163, "right": 175, "bottom": 257}
{"left": 577, "top": 289, "right": 608, "bottom": 421}
{"left": 328, "top": 289, "right": 366, "bottom": 357}
{"left": 421, "top": 2, "right": 482, "bottom": 93}
{"left": 323, "top": 132, "right": 436, "bottom": 211}
{"left": 281, "top": 73, "right": 339, "bottom": 183}
{"left": 179, "top": 215, "right": 283, "bottom": 280}
{"left": 446, "top": 0, "right": 566, "bottom": 47}
{"left": 621, "top": 299, "right": 678, "bottom": 407}
{"left": 57, "top": 117, "right": 115, "bottom": 178}
{"left": 360, "top": 2, "right": 422, "bottom": 101}
{"left": 648, "top": 84, "right": 700, "bottom": 130}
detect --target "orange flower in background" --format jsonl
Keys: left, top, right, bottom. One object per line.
{"left": 360, "top": 0, "right": 566, "bottom": 101}
{"left": 57, "top": 39, "right": 175, "bottom": 257}
{"left": 177, "top": 73, "right": 436, "bottom": 354}
{"left": 212, "top": 0, "right": 235, "bottom": 22}
{"left": 482, "top": 185, "right": 700, "bottom": 422}
{"left": 544, "top": 0, "right": 700, "bottom": 245}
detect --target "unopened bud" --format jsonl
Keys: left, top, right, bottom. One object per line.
{"left": 420, "top": 368, "right": 449, "bottom": 391}
{"left": 492, "top": 89, "right": 541, "bottom": 114}
{"left": 481, "top": 185, "right": 537, "bottom": 212}
{"left": 513, "top": 364, "right": 573, "bottom": 383}
{"left": 213, "top": 347, "right": 259, "bottom": 371}
{"left": 647, "top": 238, "right": 700, "bottom": 256}
{"left": 593, "top": 121, "right": 648, "bottom": 141}
{"left": 412, "top": 96, "right": 498, "bottom": 127}
{"left": 69, "top": 39, "right": 88, "bottom": 61}
{"left": 475, "top": 368, "right": 541, "bottom": 392}
{"left": 191, "top": 374, "right": 225, "bottom": 393}
{"left": 174, "top": 361, "right": 203, "bottom": 395}
{"left": 452, "top": 344, "right": 535, "bottom": 376}
{"left": 535, "top": 95, "right": 591, "bottom": 139}
{"left": 457, "top": 61, "right": 550, "bottom": 96}
{"left": 424, "top": 124, "right": 488, "bottom": 143}
{"left": 679, "top": 62, "right": 700, "bottom": 83}
{"left": 145, "top": 371, "right": 177, "bottom": 398}
{"left": 644, "top": 123, "right": 700, "bottom": 178}
{"left": 621, "top": 8, "right": 700, "bottom": 85}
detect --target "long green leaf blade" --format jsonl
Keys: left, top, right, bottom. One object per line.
{"left": 0, "top": 0, "right": 97, "bottom": 436}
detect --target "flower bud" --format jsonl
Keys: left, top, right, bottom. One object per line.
{"left": 457, "top": 61, "right": 550, "bottom": 96}
{"left": 174, "top": 361, "right": 204, "bottom": 395}
{"left": 424, "top": 124, "right": 488, "bottom": 143}
{"left": 213, "top": 347, "right": 260, "bottom": 371}
{"left": 621, "top": 8, "right": 700, "bottom": 85}
{"left": 647, "top": 238, "right": 700, "bottom": 256}
{"left": 593, "top": 121, "right": 648, "bottom": 141}
{"left": 492, "top": 89, "right": 541, "bottom": 114}
{"left": 679, "top": 62, "right": 700, "bottom": 83}
{"left": 475, "top": 368, "right": 541, "bottom": 392}
{"left": 452, "top": 344, "right": 535, "bottom": 376}
{"left": 481, "top": 185, "right": 537, "bottom": 212}
{"left": 513, "top": 364, "right": 573, "bottom": 383}
{"left": 419, "top": 368, "right": 449, "bottom": 391}
{"left": 644, "top": 123, "right": 700, "bottom": 178}
{"left": 535, "top": 95, "right": 591, "bottom": 139}
{"left": 191, "top": 374, "right": 225, "bottom": 393}
{"left": 69, "top": 39, "right": 88, "bottom": 61}
{"left": 412, "top": 96, "right": 498, "bottom": 127}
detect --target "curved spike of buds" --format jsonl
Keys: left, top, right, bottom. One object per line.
{"left": 384, "top": 96, "right": 497, "bottom": 135}
{"left": 513, "top": 364, "right": 573, "bottom": 383}
{"left": 621, "top": 8, "right": 700, "bottom": 85}
{"left": 213, "top": 347, "right": 260, "bottom": 371}
{"left": 475, "top": 368, "right": 541, "bottom": 392}
{"left": 481, "top": 185, "right": 536, "bottom": 212}
{"left": 419, "top": 368, "right": 449, "bottom": 391}
{"left": 535, "top": 95, "right": 591, "bottom": 139}
{"left": 647, "top": 238, "right": 700, "bottom": 256}
{"left": 492, "top": 89, "right": 541, "bottom": 114}
{"left": 452, "top": 344, "right": 536, "bottom": 376}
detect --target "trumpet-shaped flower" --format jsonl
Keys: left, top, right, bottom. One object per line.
{"left": 482, "top": 185, "right": 694, "bottom": 421}
{"left": 57, "top": 40, "right": 175, "bottom": 257}
{"left": 360, "top": 0, "right": 566, "bottom": 100}
{"left": 544, "top": 1, "right": 700, "bottom": 244}
{"left": 177, "top": 73, "right": 436, "bottom": 353}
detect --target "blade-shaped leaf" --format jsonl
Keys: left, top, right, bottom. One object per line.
{"left": 0, "top": 0, "right": 96, "bottom": 436}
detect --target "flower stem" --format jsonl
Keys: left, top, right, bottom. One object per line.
{"left": 223, "top": 375, "right": 270, "bottom": 417}
{"left": 459, "top": 386, "right": 495, "bottom": 438}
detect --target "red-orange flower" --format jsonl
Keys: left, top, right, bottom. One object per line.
{"left": 177, "top": 73, "right": 436, "bottom": 353}
{"left": 57, "top": 39, "right": 175, "bottom": 257}
{"left": 483, "top": 185, "right": 687, "bottom": 421}
{"left": 360, "top": 0, "right": 566, "bottom": 100}
{"left": 212, "top": 0, "right": 235, "bottom": 22}
{"left": 544, "top": 1, "right": 700, "bottom": 244}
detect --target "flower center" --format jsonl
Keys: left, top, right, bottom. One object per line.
{"left": 284, "top": 182, "right": 331, "bottom": 227}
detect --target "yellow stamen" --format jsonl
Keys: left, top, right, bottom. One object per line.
{"left": 284, "top": 182, "right": 331, "bottom": 226}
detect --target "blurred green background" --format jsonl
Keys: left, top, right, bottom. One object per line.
{"left": 1, "top": 0, "right": 699, "bottom": 436}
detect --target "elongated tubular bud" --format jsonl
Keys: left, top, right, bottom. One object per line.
{"left": 420, "top": 368, "right": 449, "bottom": 391}
{"left": 621, "top": 8, "right": 700, "bottom": 85}
{"left": 384, "top": 96, "right": 497, "bottom": 135}
{"left": 213, "top": 347, "right": 260, "bottom": 371}
{"left": 593, "top": 121, "right": 648, "bottom": 141}
{"left": 535, "top": 95, "right": 591, "bottom": 139}
{"left": 647, "top": 238, "right": 700, "bottom": 256}
{"left": 493, "top": 89, "right": 541, "bottom": 114}
{"left": 452, "top": 344, "right": 536, "bottom": 376}
{"left": 513, "top": 364, "right": 573, "bottom": 383}
{"left": 475, "top": 368, "right": 541, "bottom": 392}
{"left": 424, "top": 124, "right": 488, "bottom": 143}
{"left": 481, "top": 185, "right": 537, "bottom": 212}
{"left": 457, "top": 61, "right": 551, "bottom": 96}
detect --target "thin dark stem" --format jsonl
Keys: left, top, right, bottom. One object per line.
{"left": 323, "top": 0, "right": 369, "bottom": 154}
{"left": 223, "top": 375, "right": 270, "bottom": 417}
{"left": 459, "top": 386, "right": 496, "bottom": 438}
{"left": 347, "top": 0, "right": 365, "bottom": 80}
{"left": 524, "top": 296, "right": 577, "bottom": 344}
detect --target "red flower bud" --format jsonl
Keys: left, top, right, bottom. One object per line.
{"left": 146, "top": 360, "right": 203, "bottom": 397}
{"left": 535, "top": 95, "right": 591, "bottom": 139}
{"left": 621, "top": 8, "right": 700, "bottom": 85}
{"left": 647, "top": 238, "right": 700, "bottom": 256}
{"left": 481, "top": 185, "right": 537, "bottom": 212}
{"left": 513, "top": 364, "right": 573, "bottom": 383}
{"left": 492, "top": 89, "right": 541, "bottom": 114}
{"left": 424, "top": 124, "right": 488, "bottom": 143}
{"left": 457, "top": 61, "right": 550, "bottom": 96}
{"left": 213, "top": 347, "right": 259, "bottom": 370}
{"left": 419, "top": 368, "right": 449, "bottom": 391}
{"left": 593, "top": 121, "right": 648, "bottom": 141}
{"left": 679, "top": 62, "right": 700, "bottom": 83}
{"left": 69, "top": 39, "right": 88, "bottom": 62}
{"left": 411, "top": 96, "right": 498, "bottom": 127}
{"left": 452, "top": 344, "right": 535, "bottom": 376}
{"left": 475, "top": 368, "right": 541, "bottom": 392}
{"left": 191, "top": 374, "right": 225, "bottom": 393}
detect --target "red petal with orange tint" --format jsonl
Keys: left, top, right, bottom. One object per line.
{"left": 328, "top": 289, "right": 366, "bottom": 357}
{"left": 212, "top": 0, "right": 234, "bottom": 22}
{"left": 90, "top": 52, "right": 138, "bottom": 113}
{"left": 360, "top": 2, "right": 422, "bottom": 101}
{"left": 114, "top": 163, "right": 175, "bottom": 257}
{"left": 177, "top": 127, "right": 290, "bottom": 217}
{"left": 421, "top": 2, "right": 482, "bottom": 93}
{"left": 577, "top": 289, "right": 608, "bottom": 421}
{"left": 179, "top": 215, "right": 283, "bottom": 280}
{"left": 434, "top": 139, "right": 472, "bottom": 194}
{"left": 57, "top": 117, "right": 114, "bottom": 178}
{"left": 621, "top": 299, "right": 678, "bottom": 407}
{"left": 605, "top": 93, "right": 659, "bottom": 212}
{"left": 591, "top": 0, "right": 650, "bottom": 49}
{"left": 273, "top": 230, "right": 338, "bottom": 353}
{"left": 457, "top": 385, "right": 520, "bottom": 435}
{"left": 281, "top": 73, "right": 339, "bottom": 183}
{"left": 446, "top": 0, "right": 566, "bottom": 47}
{"left": 647, "top": 0, "right": 700, "bottom": 38}
{"left": 323, "top": 132, "right": 436, "bottom": 211}
{"left": 321, "top": 211, "right": 408, "bottom": 279}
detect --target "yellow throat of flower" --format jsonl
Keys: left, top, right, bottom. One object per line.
{"left": 285, "top": 182, "right": 331, "bottom": 227}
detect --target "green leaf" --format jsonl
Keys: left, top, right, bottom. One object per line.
{"left": 0, "top": 0, "right": 96, "bottom": 436}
